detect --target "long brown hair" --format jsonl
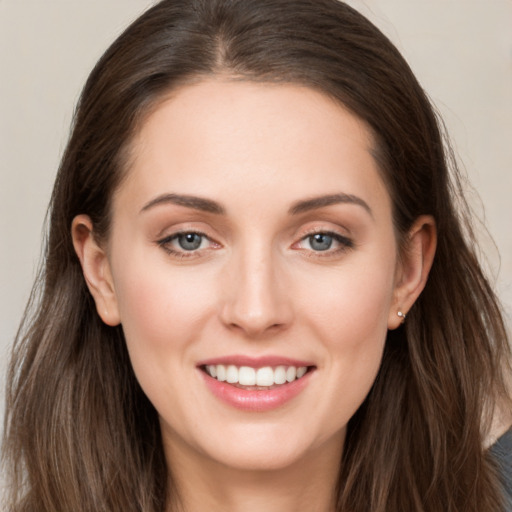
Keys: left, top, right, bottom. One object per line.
{"left": 3, "top": 1, "right": 511, "bottom": 510}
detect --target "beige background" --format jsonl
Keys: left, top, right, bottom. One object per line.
{"left": 1, "top": 0, "right": 511, "bottom": 447}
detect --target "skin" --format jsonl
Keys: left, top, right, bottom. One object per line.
{"left": 72, "top": 80, "right": 436, "bottom": 512}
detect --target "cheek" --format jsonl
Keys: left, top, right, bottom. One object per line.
{"left": 298, "top": 252, "right": 396, "bottom": 424}
{"left": 110, "top": 252, "right": 218, "bottom": 375}
{"left": 303, "top": 252, "right": 396, "bottom": 344}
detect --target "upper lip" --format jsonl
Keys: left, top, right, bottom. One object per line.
{"left": 196, "top": 355, "right": 315, "bottom": 368}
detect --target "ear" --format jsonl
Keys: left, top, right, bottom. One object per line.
{"left": 71, "top": 215, "right": 121, "bottom": 326}
{"left": 388, "top": 215, "right": 437, "bottom": 330}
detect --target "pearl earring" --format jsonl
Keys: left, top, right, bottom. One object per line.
{"left": 397, "top": 311, "right": 406, "bottom": 322}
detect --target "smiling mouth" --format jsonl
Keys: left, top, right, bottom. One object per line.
{"left": 201, "top": 364, "right": 315, "bottom": 390}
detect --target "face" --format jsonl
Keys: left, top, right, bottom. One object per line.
{"left": 96, "top": 80, "right": 405, "bottom": 472}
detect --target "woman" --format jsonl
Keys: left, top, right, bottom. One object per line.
{"left": 3, "top": 0, "right": 511, "bottom": 510}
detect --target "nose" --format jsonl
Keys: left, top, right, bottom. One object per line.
{"left": 219, "top": 246, "right": 294, "bottom": 338}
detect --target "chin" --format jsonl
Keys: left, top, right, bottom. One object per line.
{"left": 191, "top": 423, "right": 345, "bottom": 473}
{"left": 206, "top": 443, "right": 312, "bottom": 472}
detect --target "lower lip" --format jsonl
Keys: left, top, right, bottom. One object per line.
{"left": 200, "top": 370, "right": 313, "bottom": 412}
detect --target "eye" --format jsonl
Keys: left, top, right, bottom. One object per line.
{"left": 307, "top": 233, "right": 334, "bottom": 251}
{"left": 295, "top": 231, "right": 353, "bottom": 254}
{"left": 157, "top": 231, "right": 217, "bottom": 257}
{"left": 175, "top": 232, "right": 204, "bottom": 251}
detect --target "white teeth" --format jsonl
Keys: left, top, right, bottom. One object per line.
{"left": 216, "top": 365, "right": 226, "bottom": 382}
{"left": 286, "top": 366, "right": 297, "bottom": 382}
{"left": 205, "top": 364, "right": 309, "bottom": 386}
{"left": 296, "top": 366, "right": 307, "bottom": 378}
{"left": 274, "top": 365, "right": 287, "bottom": 385}
{"left": 256, "top": 367, "right": 274, "bottom": 386}
{"left": 226, "top": 365, "right": 238, "bottom": 384}
{"left": 238, "top": 366, "right": 256, "bottom": 386}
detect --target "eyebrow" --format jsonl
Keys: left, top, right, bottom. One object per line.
{"left": 288, "top": 193, "right": 372, "bottom": 217}
{"left": 140, "top": 193, "right": 226, "bottom": 215}
{"left": 140, "top": 192, "right": 372, "bottom": 217}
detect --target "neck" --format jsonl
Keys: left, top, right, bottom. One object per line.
{"left": 164, "top": 436, "right": 343, "bottom": 512}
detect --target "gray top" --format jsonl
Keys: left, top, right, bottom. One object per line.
{"left": 490, "top": 428, "right": 512, "bottom": 511}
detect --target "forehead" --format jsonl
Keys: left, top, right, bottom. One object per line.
{"left": 114, "top": 79, "right": 391, "bottom": 218}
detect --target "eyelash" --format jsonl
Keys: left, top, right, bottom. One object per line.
{"left": 156, "top": 229, "right": 354, "bottom": 259}
{"left": 295, "top": 230, "right": 354, "bottom": 257}
{"left": 157, "top": 230, "right": 217, "bottom": 259}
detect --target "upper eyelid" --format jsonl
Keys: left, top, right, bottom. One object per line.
{"left": 158, "top": 230, "right": 216, "bottom": 248}
{"left": 293, "top": 217, "right": 352, "bottom": 234}
{"left": 159, "top": 229, "right": 207, "bottom": 239}
{"left": 157, "top": 227, "right": 214, "bottom": 242}
{"left": 296, "top": 226, "right": 352, "bottom": 241}
{"left": 299, "top": 226, "right": 346, "bottom": 236}
{"left": 298, "top": 231, "right": 353, "bottom": 246}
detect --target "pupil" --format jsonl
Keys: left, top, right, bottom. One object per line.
{"left": 178, "top": 233, "right": 202, "bottom": 251}
{"left": 310, "top": 233, "right": 332, "bottom": 251}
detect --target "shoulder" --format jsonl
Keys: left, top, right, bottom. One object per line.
{"left": 490, "top": 427, "right": 512, "bottom": 511}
